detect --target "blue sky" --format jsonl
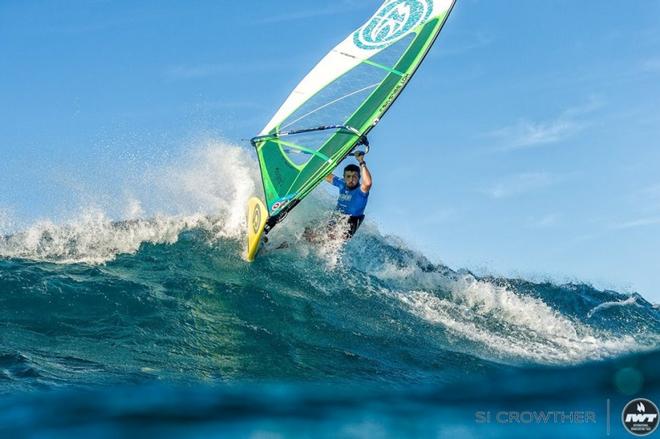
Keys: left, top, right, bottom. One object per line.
{"left": 1, "top": 0, "right": 659, "bottom": 300}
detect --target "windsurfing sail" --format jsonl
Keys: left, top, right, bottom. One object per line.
{"left": 247, "top": 0, "right": 456, "bottom": 260}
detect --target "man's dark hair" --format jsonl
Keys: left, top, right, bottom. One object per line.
{"left": 344, "top": 164, "right": 360, "bottom": 175}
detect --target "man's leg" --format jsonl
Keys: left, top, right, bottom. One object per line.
{"left": 346, "top": 215, "right": 365, "bottom": 239}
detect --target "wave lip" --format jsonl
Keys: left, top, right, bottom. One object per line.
{"left": 0, "top": 212, "right": 203, "bottom": 264}
{"left": 0, "top": 141, "right": 259, "bottom": 264}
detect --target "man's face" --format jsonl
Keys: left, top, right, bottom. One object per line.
{"left": 344, "top": 171, "right": 360, "bottom": 189}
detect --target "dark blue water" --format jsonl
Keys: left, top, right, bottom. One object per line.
{"left": 1, "top": 222, "right": 659, "bottom": 438}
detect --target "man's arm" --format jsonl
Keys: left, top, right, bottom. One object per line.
{"left": 327, "top": 174, "right": 344, "bottom": 188}
{"left": 356, "top": 153, "right": 372, "bottom": 193}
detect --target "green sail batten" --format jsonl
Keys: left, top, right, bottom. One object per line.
{"left": 276, "top": 140, "right": 332, "bottom": 162}
{"left": 361, "top": 59, "right": 406, "bottom": 77}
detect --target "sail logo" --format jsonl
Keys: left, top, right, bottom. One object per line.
{"left": 252, "top": 203, "right": 262, "bottom": 234}
{"left": 353, "top": 0, "right": 433, "bottom": 50}
{"left": 271, "top": 194, "right": 296, "bottom": 213}
{"left": 271, "top": 201, "right": 287, "bottom": 212}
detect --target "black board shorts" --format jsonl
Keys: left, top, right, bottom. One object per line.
{"left": 326, "top": 214, "right": 365, "bottom": 239}
{"left": 346, "top": 215, "right": 365, "bottom": 238}
{"left": 302, "top": 214, "right": 365, "bottom": 244}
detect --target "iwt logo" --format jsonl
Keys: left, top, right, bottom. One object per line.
{"left": 622, "top": 398, "right": 659, "bottom": 436}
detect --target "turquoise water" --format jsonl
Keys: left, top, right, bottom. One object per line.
{"left": 0, "top": 217, "right": 659, "bottom": 437}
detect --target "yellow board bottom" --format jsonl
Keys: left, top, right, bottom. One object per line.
{"left": 246, "top": 197, "right": 268, "bottom": 262}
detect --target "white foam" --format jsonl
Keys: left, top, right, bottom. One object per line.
{"left": 367, "top": 246, "right": 658, "bottom": 364}
{"left": 0, "top": 209, "right": 214, "bottom": 264}
{"left": 363, "top": 240, "right": 648, "bottom": 364}
{"left": 0, "top": 207, "right": 14, "bottom": 236}
{"left": 396, "top": 285, "right": 641, "bottom": 364}
{"left": 0, "top": 140, "right": 260, "bottom": 264}
{"left": 123, "top": 197, "right": 145, "bottom": 220}
{"left": 152, "top": 140, "right": 259, "bottom": 239}
{"left": 389, "top": 270, "right": 646, "bottom": 365}
{"left": 306, "top": 212, "right": 355, "bottom": 270}
{"left": 587, "top": 295, "right": 641, "bottom": 318}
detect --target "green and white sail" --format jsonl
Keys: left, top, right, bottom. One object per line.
{"left": 252, "top": 0, "right": 456, "bottom": 225}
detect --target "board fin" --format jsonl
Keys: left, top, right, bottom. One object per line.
{"left": 246, "top": 196, "right": 268, "bottom": 262}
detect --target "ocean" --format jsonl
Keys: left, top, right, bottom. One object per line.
{"left": 0, "top": 145, "right": 659, "bottom": 438}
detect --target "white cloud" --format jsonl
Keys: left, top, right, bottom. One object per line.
{"left": 635, "top": 183, "right": 660, "bottom": 204}
{"left": 0, "top": 207, "right": 16, "bottom": 235}
{"left": 489, "top": 120, "right": 579, "bottom": 151}
{"left": 641, "top": 58, "right": 660, "bottom": 73}
{"left": 484, "top": 172, "right": 560, "bottom": 199}
{"left": 612, "top": 217, "right": 660, "bottom": 230}
{"left": 642, "top": 183, "right": 660, "bottom": 196}
{"left": 487, "top": 98, "right": 604, "bottom": 152}
{"left": 628, "top": 183, "right": 660, "bottom": 215}
{"left": 529, "top": 213, "right": 561, "bottom": 228}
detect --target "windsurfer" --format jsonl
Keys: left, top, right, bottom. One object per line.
{"left": 304, "top": 152, "right": 372, "bottom": 242}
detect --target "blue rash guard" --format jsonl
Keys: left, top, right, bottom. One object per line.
{"left": 331, "top": 176, "right": 369, "bottom": 217}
